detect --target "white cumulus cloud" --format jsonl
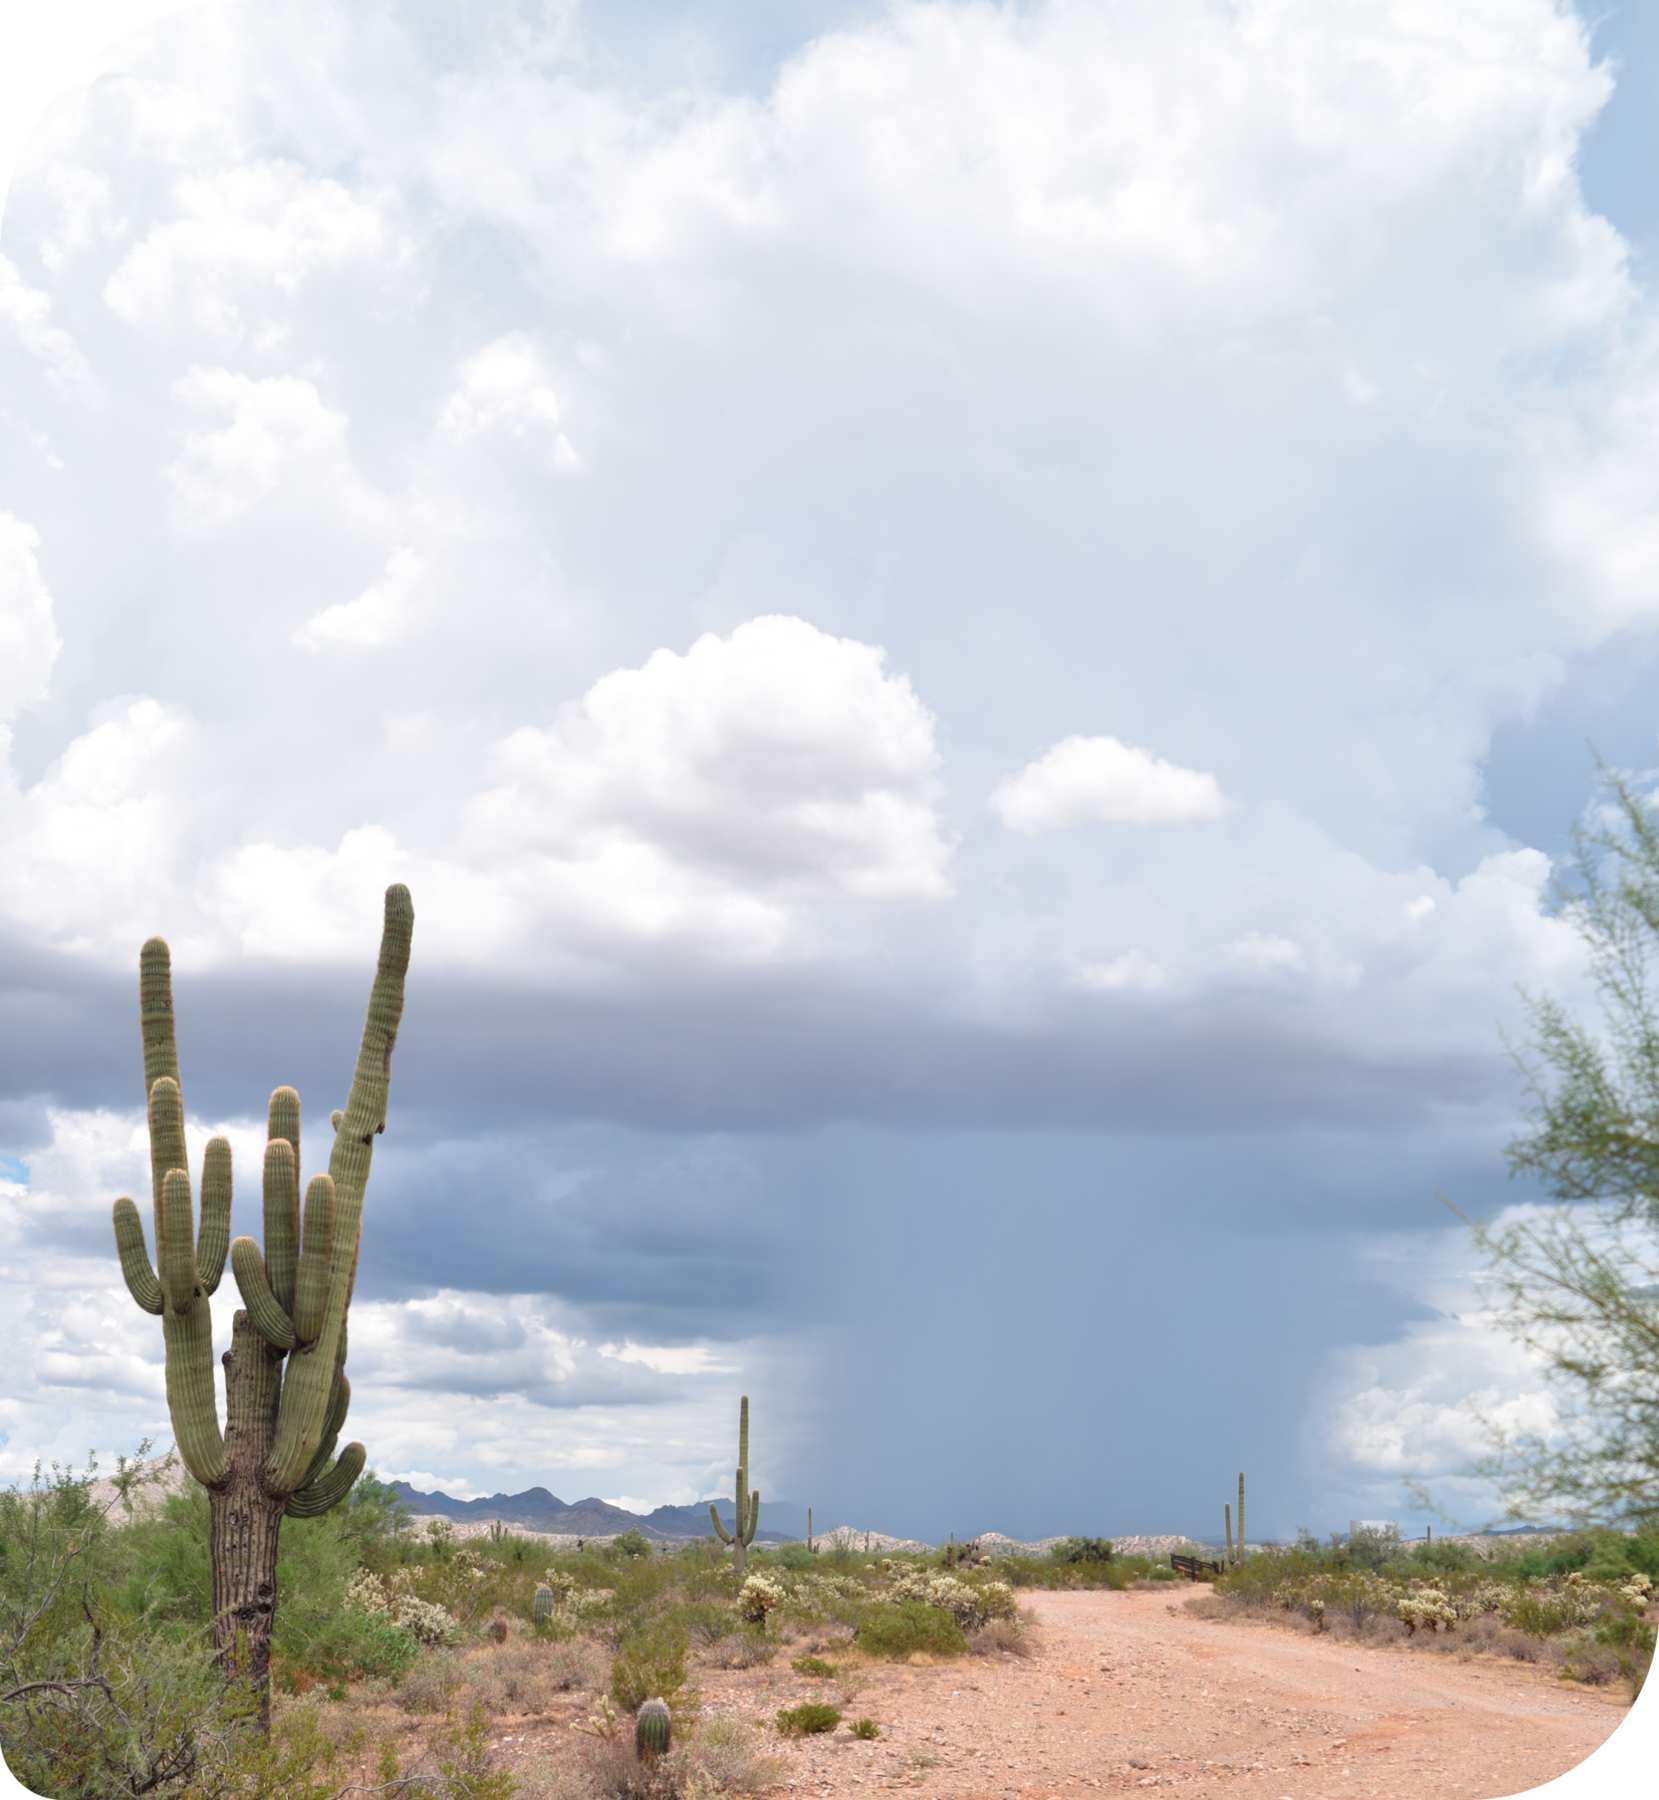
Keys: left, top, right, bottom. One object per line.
{"left": 104, "top": 161, "right": 387, "bottom": 339}
{"left": 990, "top": 735, "right": 1228, "bottom": 833}
{"left": 164, "top": 366, "right": 365, "bottom": 535}
{"left": 0, "top": 513, "right": 62, "bottom": 721}
{"left": 439, "top": 334, "right": 577, "bottom": 465}
{"left": 295, "top": 547, "right": 425, "bottom": 651}
{"left": 461, "top": 613, "right": 952, "bottom": 946}
{"left": 0, "top": 256, "right": 96, "bottom": 398}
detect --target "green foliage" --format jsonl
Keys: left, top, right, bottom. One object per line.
{"left": 851, "top": 1717, "right": 880, "bottom": 1739}
{"left": 854, "top": 1601, "right": 968, "bottom": 1659}
{"left": 791, "top": 1654, "right": 838, "bottom": 1678}
{"left": 1050, "top": 1537, "right": 1113, "bottom": 1565}
{"left": 611, "top": 1528, "right": 655, "bottom": 1560}
{"left": 0, "top": 1451, "right": 258, "bottom": 1798}
{"left": 776, "top": 1701, "right": 841, "bottom": 1735}
{"left": 763, "top": 1541, "right": 818, "bottom": 1570}
{"left": 1469, "top": 763, "right": 1659, "bottom": 1527}
{"left": 993, "top": 1552, "right": 1137, "bottom": 1590}
{"left": 611, "top": 1622, "right": 692, "bottom": 1717}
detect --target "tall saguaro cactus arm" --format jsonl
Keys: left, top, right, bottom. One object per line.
{"left": 268, "top": 884, "right": 412, "bottom": 1493}
{"left": 109, "top": 939, "right": 232, "bottom": 1489}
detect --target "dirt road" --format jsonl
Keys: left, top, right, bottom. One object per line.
{"left": 758, "top": 1587, "right": 1628, "bottom": 1798}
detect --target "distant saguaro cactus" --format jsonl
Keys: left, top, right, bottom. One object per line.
{"left": 534, "top": 1584, "right": 556, "bottom": 1626}
{"left": 111, "top": 885, "right": 413, "bottom": 1727}
{"left": 710, "top": 1394, "right": 760, "bottom": 1574}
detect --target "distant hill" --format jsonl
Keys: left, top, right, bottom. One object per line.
{"left": 389, "top": 1482, "right": 805, "bottom": 1543}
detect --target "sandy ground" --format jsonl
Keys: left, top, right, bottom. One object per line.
{"left": 669, "top": 1587, "right": 1624, "bottom": 1800}
{"left": 749, "top": 1587, "right": 1627, "bottom": 1799}
{"left": 407, "top": 1585, "right": 1632, "bottom": 1799}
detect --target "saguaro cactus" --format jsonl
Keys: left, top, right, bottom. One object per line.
{"left": 709, "top": 1394, "right": 760, "bottom": 1575}
{"left": 111, "top": 885, "right": 413, "bottom": 1726}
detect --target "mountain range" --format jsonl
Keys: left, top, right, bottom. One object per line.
{"left": 388, "top": 1482, "right": 809, "bottom": 1544}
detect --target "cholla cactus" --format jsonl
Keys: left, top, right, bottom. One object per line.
{"left": 1396, "top": 1587, "right": 1457, "bottom": 1634}
{"left": 110, "top": 885, "right": 414, "bottom": 1725}
{"left": 710, "top": 1395, "right": 760, "bottom": 1574}
{"left": 886, "top": 1569, "right": 1016, "bottom": 1632}
{"left": 1620, "top": 1572, "right": 1655, "bottom": 1606}
{"left": 738, "top": 1573, "right": 788, "bottom": 1622}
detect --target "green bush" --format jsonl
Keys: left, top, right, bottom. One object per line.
{"left": 851, "top": 1717, "right": 879, "bottom": 1740}
{"left": 761, "top": 1542, "right": 818, "bottom": 1570}
{"left": 611, "top": 1528, "right": 655, "bottom": 1560}
{"left": 777, "top": 1701, "right": 841, "bottom": 1735}
{"left": 854, "top": 1602, "right": 967, "bottom": 1659}
{"left": 1050, "top": 1537, "right": 1113, "bottom": 1565}
{"left": 791, "top": 1654, "right": 837, "bottom": 1678}
{"left": 611, "top": 1622, "right": 691, "bottom": 1716}
{"left": 1507, "top": 1593, "right": 1594, "bottom": 1638}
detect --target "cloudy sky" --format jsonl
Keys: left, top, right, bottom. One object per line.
{"left": 2, "top": 0, "right": 1658, "bottom": 1543}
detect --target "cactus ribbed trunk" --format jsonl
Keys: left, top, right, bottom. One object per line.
{"left": 211, "top": 1310, "right": 287, "bottom": 1727}
{"left": 110, "top": 886, "right": 413, "bottom": 1736}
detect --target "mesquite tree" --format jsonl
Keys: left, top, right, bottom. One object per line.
{"left": 110, "top": 884, "right": 413, "bottom": 1726}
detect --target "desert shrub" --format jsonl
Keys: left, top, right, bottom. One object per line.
{"left": 1407, "top": 1539, "right": 1481, "bottom": 1575}
{"left": 1345, "top": 1525, "right": 1402, "bottom": 1571}
{"left": 1504, "top": 1591, "right": 1599, "bottom": 1637}
{"left": 992, "top": 1552, "right": 1137, "bottom": 1591}
{"left": 515, "top": 1758, "right": 597, "bottom": 1800}
{"left": 940, "top": 1539, "right": 985, "bottom": 1568}
{"left": 1050, "top": 1537, "right": 1113, "bottom": 1565}
{"left": 678, "top": 1715, "right": 782, "bottom": 1795}
{"left": 610, "top": 1529, "right": 655, "bottom": 1561}
{"left": 855, "top": 1602, "right": 967, "bottom": 1659}
{"left": 884, "top": 1569, "right": 1015, "bottom": 1631}
{"left": 611, "top": 1622, "right": 692, "bottom": 1717}
{"left": 777, "top": 1701, "right": 841, "bottom": 1735}
{"left": 791, "top": 1654, "right": 837, "bottom": 1678}
{"left": 967, "top": 1616, "right": 1032, "bottom": 1657}
{"left": 544, "top": 1637, "right": 610, "bottom": 1691}
{"left": 459, "top": 1638, "right": 580, "bottom": 1714}
{"left": 399, "top": 1648, "right": 466, "bottom": 1712}
{"left": 852, "top": 1717, "right": 879, "bottom": 1739}
{"left": 762, "top": 1542, "right": 818, "bottom": 1570}
{"left": 704, "top": 1629, "right": 775, "bottom": 1669}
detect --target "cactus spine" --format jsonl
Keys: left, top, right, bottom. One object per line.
{"left": 709, "top": 1394, "right": 759, "bottom": 1574}
{"left": 636, "top": 1698, "right": 672, "bottom": 1759}
{"left": 110, "top": 885, "right": 413, "bottom": 1727}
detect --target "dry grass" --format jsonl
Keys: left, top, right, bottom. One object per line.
{"left": 967, "top": 1616, "right": 1036, "bottom": 1657}
{"left": 514, "top": 1716, "right": 782, "bottom": 1800}
{"left": 702, "top": 1633, "right": 776, "bottom": 1669}
{"left": 1185, "top": 1592, "right": 1644, "bottom": 1688}
{"left": 400, "top": 1637, "right": 609, "bottom": 1716}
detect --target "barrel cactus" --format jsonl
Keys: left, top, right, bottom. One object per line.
{"left": 636, "top": 1698, "right": 672, "bottom": 1759}
{"left": 534, "top": 1583, "right": 556, "bottom": 1626}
